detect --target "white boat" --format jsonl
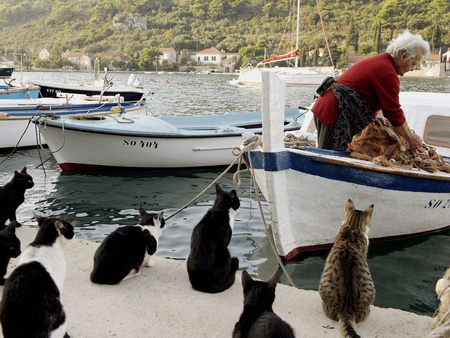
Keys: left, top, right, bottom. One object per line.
{"left": 32, "top": 108, "right": 302, "bottom": 171}
{"left": 0, "top": 98, "right": 143, "bottom": 151}
{"left": 246, "top": 72, "right": 450, "bottom": 260}
{"left": 230, "top": 0, "right": 335, "bottom": 87}
{"left": 231, "top": 65, "right": 335, "bottom": 87}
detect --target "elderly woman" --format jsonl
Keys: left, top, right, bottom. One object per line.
{"left": 312, "top": 30, "right": 430, "bottom": 151}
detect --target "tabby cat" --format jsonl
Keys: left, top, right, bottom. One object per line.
{"left": 0, "top": 221, "right": 21, "bottom": 285}
{"left": 0, "top": 216, "right": 74, "bottom": 338}
{"left": 90, "top": 208, "right": 165, "bottom": 285}
{"left": 318, "top": 199, "right": 375, "bottom": 338}
{"left": 187, "top": 183, "right": 240, "bottom": 293}
{"left": 0, "top": 167, "right": 34, "bottom": 230}
{"left": 233, "top": 270, "right": 296, "bottom": 338}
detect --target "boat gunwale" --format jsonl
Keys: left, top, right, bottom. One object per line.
{"left": 36, "top": 118, "right": 301, "bottom": 139}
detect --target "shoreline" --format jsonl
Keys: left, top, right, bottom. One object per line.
{"left": 1, "top": 225, "right": 433, "bottom": 338}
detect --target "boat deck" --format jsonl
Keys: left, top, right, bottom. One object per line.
{"left": 2, "top": 226, "right": 433, "bottom": 338}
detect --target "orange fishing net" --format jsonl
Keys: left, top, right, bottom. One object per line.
{"left": 348, "top": 122, "right": 450, "bottom": 173}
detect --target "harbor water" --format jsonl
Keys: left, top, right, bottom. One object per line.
{"left": 1, "top": 71, "right": 449, "bottom": 316}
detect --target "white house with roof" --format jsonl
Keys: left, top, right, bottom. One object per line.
{"left": 159, "top": 48, "right": 176, "bottom": 64}
{"left": 191, "top": 47, "right": 225, "bottom": 65}
{"left": 38, "top": 48, "right": 50, "bottom": 60}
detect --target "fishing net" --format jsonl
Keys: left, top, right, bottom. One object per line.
{"left": 348, "top": 122, "right": 450, "bottom": 173}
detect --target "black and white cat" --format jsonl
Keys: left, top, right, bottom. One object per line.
{"left": 0, "top": 216, "right": 74, "bottom": 338}
{"left": 187, "top": 183, "right": 240, "bottom": 293}
{"left": 0, "top": 221, "right": 21, "bottom": 285}
{"left": 90, "top": 208, "right": 165, "bottom": 285}
{"left": 233, "top": 270, "right": 296, "bottom": 338}
{"left": 0, "top": 167, "right": 34, "bottom": 230}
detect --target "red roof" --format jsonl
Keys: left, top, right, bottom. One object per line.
{"left": 196, "top": 47, "right": 223, "bottom": 55}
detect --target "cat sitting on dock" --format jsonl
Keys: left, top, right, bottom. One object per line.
{"left": 0, "top": 221, "right": 21, "bottom": 285}
{"left": 319, "top": 199, "right": 375, "bottom": 338}
{"left": 90, "top": 208, "right": 165, "bottom": 285}
{"left": 0, "top": 167, "right": 34, "bottom": 230}
{"left": 233, "top": 270, "right": 296, "bottom": 338}
{"left": 0, "top": 216, "right": 74, "bottom": 338}
{"left": 187, "top": 183, "right": 240, "bottom": 293}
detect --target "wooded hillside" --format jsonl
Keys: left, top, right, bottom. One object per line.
{"left": 0, "top": 0, "right": 448, "bottom": 69}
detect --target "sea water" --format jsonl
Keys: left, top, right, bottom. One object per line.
{"left": 1, "top": 71, "right": 449, "bottom": 316}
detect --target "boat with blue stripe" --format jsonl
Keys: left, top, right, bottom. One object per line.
{"left": 246, "top": 72, "right": 450, "bottom": 260}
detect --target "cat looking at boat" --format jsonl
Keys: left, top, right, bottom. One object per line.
{"left": 187, "top": 183, "right": 240, "bottom": 293}
{"left": 319, "top": 199, "right": 375, "bottom": 338}
{"left": 233, "top": 270, "right": 296, "bottom": 338}
{"left": 90, "top": 208, "right": 165, "bottom": 285}
{"left": 0, "top": 167, "right": 34, "bottom": 230}
{"left": 0, "top": 216, "right": 74, "bottom": 338}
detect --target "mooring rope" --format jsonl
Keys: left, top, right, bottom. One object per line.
{"left": 165, "top": 134, "right": 298, "bottom": 288}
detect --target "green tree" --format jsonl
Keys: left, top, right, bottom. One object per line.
{"left": 373, "top": 20, "right": 382, "bottom": 54}
{"left": 346, "top": 19, "right": 359, "bottom": 52}
{"left": 138, "top": 47, "right": 162, "bottom": 70}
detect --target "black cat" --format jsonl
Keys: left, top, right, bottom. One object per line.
{"left": 233, "top": 270, "right": 296, "bottom": 338}
{"left": 187, "top": 183, "right": 240, "bottom": 293}
{"left": 0, "top": 216, "right": 74, "bottom": 338}
{"left": 0, "top": 167, "right": 34, "bottom": 230}
{"left": 0, "top": 221, "right": 21, "bottom": 285}
{"left": 90, "top": 208, "right": 165, "bottom": 285}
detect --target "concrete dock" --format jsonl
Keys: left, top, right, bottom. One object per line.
{"left": 1, "top": 226, "right": 433, "bottom": 338}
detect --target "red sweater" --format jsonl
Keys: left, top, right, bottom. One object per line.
{"left": 311, "top": 53, "right": 405, "bottom": 127}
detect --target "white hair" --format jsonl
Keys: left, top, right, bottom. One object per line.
{"left": 386, "top": 30, "right": 430, "bottom": 59}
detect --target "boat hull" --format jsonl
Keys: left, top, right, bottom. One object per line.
{"left": 0, "top": 86, "right": 40, "bottom": 99}
{"left": 40, "top": 126, "right": 247, "bottom": 170}
{"left": 36, "top": 83, "right": 144, "bottom": 102}
{"left": 232, "top": 67, "right": 334, "bottom": 86}
{"left": 248, "top": 148, "right": 450, "bottom": 260}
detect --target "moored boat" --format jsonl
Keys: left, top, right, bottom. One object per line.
{"left": 32, "top": 108, "right": 302, "bottom": 171}
{"left": 0, "top": 99, "right": 143, "bottom": 151}
{"left": 246, "top": 72, "right": 450, "bottom": 260}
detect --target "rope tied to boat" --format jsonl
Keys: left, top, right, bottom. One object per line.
{"left": 165, "top": 133, "right": 297, "bottom": 288}
{"left": 164, "top": 135, "right": 262, "bottom": 222}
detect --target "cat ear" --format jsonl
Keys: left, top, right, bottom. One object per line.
{"left": 229, "top": 190, "right": 237, "bottom": 199}
{"left": 241, "top": 270, "right": 253, "bottom": 288}
{"left": 21, "top": 167, "right": 27, "bottom": 174}
{"left": 6, "top": 221, "right": 17, "bottom": 233}
{"left": 139, "top": 207, "right": 147, "bottom": 217}
{"left": 215, "top": 183, "right": 222, "bottom": 194}
{"left": 35, "top": 216, "right": 45, "bottom": 226}
{"left": 365, "top": 204, "right": 374, "bottom": 218}
{"left": 55, "top": 220, "right": 75, "bottom": 239}
{"left": 346, "top": 199, "right": 355, "bottom": 211}
{"left": 267, "top": 273, "right": 278, "bottom": 291}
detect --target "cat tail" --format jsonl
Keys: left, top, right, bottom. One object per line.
{"left": 338, "top": 314, "right": 361, "bottom": 338}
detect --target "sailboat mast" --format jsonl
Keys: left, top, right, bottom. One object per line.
{"left": 295, "top": 0, "right": 300, "bottom": 67}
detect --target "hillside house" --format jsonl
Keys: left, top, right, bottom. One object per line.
{"left": 38, "top": 48, "right": 50, "bottom": 60}
{"left": 159, "top": 48, "right": 176, "bottom": 64}
{"left": 61, "top": 52, "right": 93, "bottom": 70}
{"left": 191, "top": 47, "right": 225, "bottom": 65}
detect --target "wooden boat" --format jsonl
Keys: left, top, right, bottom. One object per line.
{"left": 0, "top": 84, "right": 40, "bottom": 100}
{"left": 32, "top": 74, "right": 145, "bottom": 102}
{"left": 0, "top": 99, "right": 143, "bottom": 151}
{"left": 246, "top": 72, "right": 450, "bottom": 260}
{"left": 32, "top": 108, "right": 301, "bottom": 171}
